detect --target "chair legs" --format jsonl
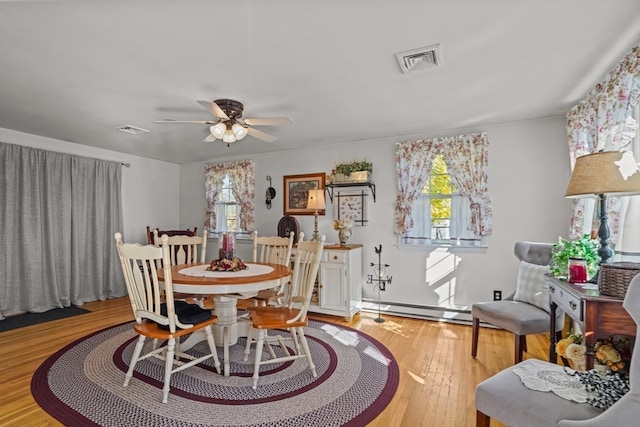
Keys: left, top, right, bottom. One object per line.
{"left": 205, "top": 326, "right": 222, "bottom": 375}
{"left": 297, "top": 328, "right": 317, "bottom": 379}
{"left": 471, "top": 317, "right": 480, "bottom": 357}
{"left": 476, "top": 410, "right": 491, "bottom": 427}
{"left": 515, "top": 335, "right": 526, "bottom": 363}
{"left": 124, "top": 335, "right": 146, "bottom": 387}
{"left": 252, "top": 329, "right": 267, "bottom": 389}
{"left": 124, "top": 326, "right": 222, "bottom": 403}
{"left": 162, "top": 338, "right": 176, "bottom": 403}
{"left": 248, "top": 326, "right": 317, "bottom": 390}
{"left": 473, "top": 317, "right": 528, "bottom": 364}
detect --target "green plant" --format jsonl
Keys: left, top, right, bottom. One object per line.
{"left": 550, "top": 234, "right": 601, "bottom": 279}
{"left": 334, "top": 160, "right": 373, "bottom": 175}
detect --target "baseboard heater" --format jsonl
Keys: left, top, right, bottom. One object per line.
{"left": 361, "top": 299, "right": 497, "bottom": 328}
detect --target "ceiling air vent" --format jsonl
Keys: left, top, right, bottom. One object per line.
{"left": 115, "top": 125, "right": 150, "bottom": 135}
{"left": 395, "top": 44, "right": 441, "bottom": 74}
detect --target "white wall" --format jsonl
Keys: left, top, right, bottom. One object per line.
{"left": 180, "top": 116, "right": 572, "bottom": 310}
{"left": 2, "top": 116, "right": 572, "bottom": 312}
{"left": 0, "top": 128, "right": 181, "bottom": 244}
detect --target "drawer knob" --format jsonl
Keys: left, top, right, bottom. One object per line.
{"left": 550, "top": 285, "right": 555, "bottom": 293}
{"left": 333, "top": 255, "right": 338, "bottom": 260}
{"left": 569, "top": 301, "right": 577, "bottom": 311}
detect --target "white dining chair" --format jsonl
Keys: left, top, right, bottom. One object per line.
{"left": 243, "top": 236, "right": 325, "bottom": 389}
{"left": 115, "top": 232, "right": 221, "bottom": 403}
{"left": 153, "top": 228, "right": 208, "bottom": 265}
{"left": 251, "top": 230, "right": 296, "bottom": 306}
{"left": 153, "top": 229, "right": 211, "bottom": 307}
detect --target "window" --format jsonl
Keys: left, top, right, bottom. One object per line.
{"left": 425, "top": 155, "right": 458, "bottom": 242}
{"left": 215, "top": 174, "right": 241, "bottom": 232}
{"left": 615, "top": 105, "right": 640, "bottom": 261}
{"left": 395, "top": 133, "right": 492, "bottom": 248}
{"left": 406, "top": 155, "right": 481, "bottom": 246}
{"left": 204, "top": 160, "right": 255, "bottom": 235}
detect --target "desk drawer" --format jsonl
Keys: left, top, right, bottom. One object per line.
{"left": 324, "top": 251, "right": 347, "bottom": 264}
{"left": 549, "top": 283, "right": 583, "bottom": 321}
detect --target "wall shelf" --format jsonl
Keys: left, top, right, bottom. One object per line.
{"left": 325, "top": 181, "right": 376, "bottom": 202}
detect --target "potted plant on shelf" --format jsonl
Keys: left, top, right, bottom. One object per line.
{"left": 550, "top": 234, "right": 601, "bottom": 281}
{"left": 333, "top": 160, "right": 373, "bottom": 183}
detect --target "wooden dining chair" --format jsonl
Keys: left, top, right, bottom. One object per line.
{"left": 250, "top": 230, "right": 296, "bottom": 307}
{"left": 146, "top": 226, "right": 197, "bottom": 245}
{"left": 114, "top": 232, "right": 221, "bottom": 403}
{"left": 243, "top": 236, "right": 325, "bottom": 389}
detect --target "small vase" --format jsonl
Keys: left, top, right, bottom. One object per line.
{"left": 338, "top": 227, "right": 352, "bottom": 246}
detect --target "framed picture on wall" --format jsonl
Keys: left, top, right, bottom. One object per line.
{"left": 283, "top": 173, "right": 325, "bottom": 216}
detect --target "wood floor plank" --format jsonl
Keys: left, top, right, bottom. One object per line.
{"left": 0, "top": 297, "right": 549, "bottom": 426}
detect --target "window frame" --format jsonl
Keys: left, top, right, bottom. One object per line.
{"left": 394, "top": 133, "right": 492, "bottom": 252}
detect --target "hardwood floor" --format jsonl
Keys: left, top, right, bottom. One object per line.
{"left": 0, "top": 297, "right": 551, "bottom": 426}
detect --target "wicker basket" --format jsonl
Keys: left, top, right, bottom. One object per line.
{"left": 598, "top": 262, "right": 640, "bottom": 298}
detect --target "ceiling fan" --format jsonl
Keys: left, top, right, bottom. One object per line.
{"left": 155, "top": 99, "right": 292, "bottom": 145}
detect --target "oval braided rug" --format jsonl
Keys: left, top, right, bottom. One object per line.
{"left": 32, "top": 319, "right": 398, "bottom": 426}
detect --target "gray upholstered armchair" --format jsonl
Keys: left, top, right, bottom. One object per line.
{"left": 472, "top": 241, "right": 564, "bottom": 364}
{"left": 474, "top": 273, "right": 640, "bottom": 426}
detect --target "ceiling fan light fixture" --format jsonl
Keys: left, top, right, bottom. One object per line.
{"left": 211, "top": 122, "right": 226, "bottom": 139}
{"left": 222, "top": 129, "right": 237, "bottom": 143}
{"left": 232, "top": 123, "right": 248, "bottom": 139}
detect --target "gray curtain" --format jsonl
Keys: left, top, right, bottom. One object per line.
{"left": 0, "top": 142, "right": 126, "bottom": 319}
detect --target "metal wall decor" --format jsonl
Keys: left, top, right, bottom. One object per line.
{"left": 265, "top": 175, "right": 276, "bottom": 209}
{"left": 367, "top": 244, "right": 392, "bottom": 323}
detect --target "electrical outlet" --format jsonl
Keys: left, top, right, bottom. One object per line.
{"left": 493, "top": 290, "right": 502, "bottom": 301}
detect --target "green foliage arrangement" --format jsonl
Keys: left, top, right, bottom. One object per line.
{"left": 334, "top": 160, "right": 373, "bottom": 175}
{"left": 550, "top": 234, "right": 601, "bottom": 280}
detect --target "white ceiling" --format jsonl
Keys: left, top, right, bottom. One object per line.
{"left": 1, "top": 1, "right": 639, "bottom": 164}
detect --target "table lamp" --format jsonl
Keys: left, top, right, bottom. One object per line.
{"left": 565, "top": 151, "right": 640, "bottom": 264}
{"left": 307, "top": 189, "right": 325, "bottom": 241}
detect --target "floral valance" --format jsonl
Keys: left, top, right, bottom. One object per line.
{"left": 565, "top": 45, "right": 640, "bottom": 243}
{"left": 394, "top": 132, "right": 492, "bottom": 237}
{"left": 204, "top": 160, "right": 255, "bottom": 232}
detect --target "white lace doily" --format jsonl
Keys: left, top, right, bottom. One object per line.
{"left": 512, "top": 359, "right": 597, "bottom": 403}
{"left": 178, "top": 263, "right": 274, "bottom": 278}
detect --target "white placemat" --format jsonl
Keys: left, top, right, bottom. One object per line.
{"left": 513, "top": 359, "right": 596, "bottom": 403}
{"left": 178, "top": 263, "right": 274, "bottom": 278}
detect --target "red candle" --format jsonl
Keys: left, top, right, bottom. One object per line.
{"left": 569, "top": 264, "right": 587, "bottom": 283}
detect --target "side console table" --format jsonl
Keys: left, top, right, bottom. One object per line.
{"left": 547, "top": 276, "right": 635, "bottom": 369}
{"left": 292, "top": 244, "right": 363, "bottom": 321}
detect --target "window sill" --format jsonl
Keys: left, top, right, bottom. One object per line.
{"left": 396, "top": 243, "right": 488, "bottom": 254}
{"left": 208, "top": 232, "right": 253, "bottom": 241}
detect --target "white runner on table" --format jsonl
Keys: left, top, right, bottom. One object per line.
{"left": 178, "top": 263, "right": 274, "bottom": 278}
{"left": 513, "top": 359, "right": 596, "bottom": 403}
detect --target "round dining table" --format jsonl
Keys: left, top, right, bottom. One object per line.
{"left": 158, "top": 262, "right": 291, "bottom": 376}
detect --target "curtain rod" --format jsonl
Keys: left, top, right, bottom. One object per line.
{"left": 121, "top": 162, "right": 131, "bottom": 168}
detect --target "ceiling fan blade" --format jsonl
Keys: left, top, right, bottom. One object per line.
{"left": 247, "top": 127, "right": 277, "bottom": 142}
{"left": 203, "top": 133, "right": 217, "bottom": 143}
{"left": 154, "top": 119, "right": 216, "bottom": 124}
{"left": 244, "top": 117, "right": 292, "bottom": 126}
{"left": 197, "top": 100, "right": 229, "bottom": 120}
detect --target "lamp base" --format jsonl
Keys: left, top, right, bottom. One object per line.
{"left": 312, "top": 211, "right": 320, "bottom": 241}
{"left": 597, "top": 193, "right": 613, "bottom": 265}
